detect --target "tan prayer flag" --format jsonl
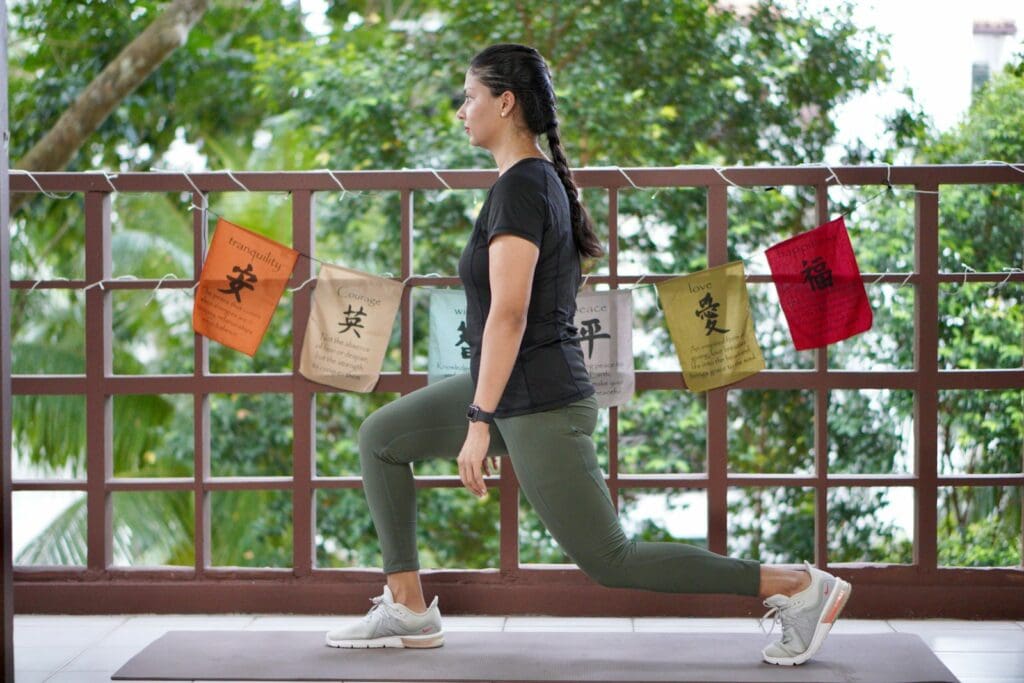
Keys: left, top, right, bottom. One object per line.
{"left": 655, "top": 260, "right": 765, "bottom": 392}
{"left": 299, "top": 263, "right": 404, "bottom": 392}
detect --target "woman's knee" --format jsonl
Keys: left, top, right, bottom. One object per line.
{"left": 569, "top": 543, "right": 633, "bottom": 589}
{"left": 577, "top": 557, "right": 629, "bottom": 588}
{"left": 358, "top": 410, "right": 395, "bottom": 464}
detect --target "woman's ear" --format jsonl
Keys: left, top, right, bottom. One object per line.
{"left": 500, "top": 90, "right": 516, "bottom": 117}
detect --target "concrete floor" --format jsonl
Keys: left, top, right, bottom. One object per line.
{"left": 12, "top": 613, "right": 1024, "bottom": 682}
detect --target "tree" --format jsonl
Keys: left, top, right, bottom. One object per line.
{"left": 18, "top": 0, "right": 986, "bottom": 573}
{"left": 924, "top": 66, "right": 1023, "bottom": 567}
{"left": 13, "top": 0, "right": 210, "bottom": 209}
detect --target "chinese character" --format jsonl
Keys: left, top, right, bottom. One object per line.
{"left": 695, "top": 292, "right": 729, "bottom": 336}
{"left": 578, "top": 318, "right": 612, "bottom": 359}
{"left": 802, "top": 256, "right": 833, "bottom": 291}
{"left": 218, "top": 263, "right": 257, "bottom": 303}
{"left": 456, "top": 321, "right": 472, "bottom": 359}
{"left": 338, "top": 304, "right": 367, "bottom": 338}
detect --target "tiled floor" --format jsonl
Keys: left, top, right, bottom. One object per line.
{"left": 11, "top": 614, "right": 1024, "bottom": 682}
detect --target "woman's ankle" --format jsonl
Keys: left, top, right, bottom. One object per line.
{"left": 403, "top": 601, "right": 429, "bottom": 614}
{"left": 786, "top": 569, "right": 812, "bottom": 596}
{"left": 386, "top": 570, "right": 428, "bottom": 612}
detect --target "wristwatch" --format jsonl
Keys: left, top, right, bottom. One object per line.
{"left": 466, "top": 403, "right": 496, "bottom": 424}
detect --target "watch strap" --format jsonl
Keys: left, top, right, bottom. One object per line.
{"left": 467, "top": 403, "right": 496, "bottom": 423}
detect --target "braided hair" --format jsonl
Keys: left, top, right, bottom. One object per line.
{"left": 469, "top": 44, "right": 604, "bottom": 267}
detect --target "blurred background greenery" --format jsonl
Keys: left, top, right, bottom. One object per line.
{"left": 8, "top": 0, "right": 1022, "bottom": 571}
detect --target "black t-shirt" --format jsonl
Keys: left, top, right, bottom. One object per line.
{"left": 457, "top": 157, "right": 595, "bottom": 418}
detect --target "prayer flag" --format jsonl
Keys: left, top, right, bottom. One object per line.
{"left": 765, "top": 216, "right": 873, "bottom": 350}
{"left": 299, "top": 263, "right": 404, "bottom": 392}
{"left": 192, "top": 218, "right": 298, "bottom": 357}
{"left": 655, "top": 261, "right": 765, "bottom": 392}
{"left": 427, "top": 288, "right": 472, "bottom": 384}
{"left": 573, "top": 289, "right": 635, "bottom": 407}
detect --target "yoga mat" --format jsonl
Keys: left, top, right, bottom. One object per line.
{"left": 112, "top": 630, "right": 959, "bottom": 682}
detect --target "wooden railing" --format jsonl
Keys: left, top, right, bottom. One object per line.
{"left": 5, "top": 165, "right": 1024, "bottom": 618}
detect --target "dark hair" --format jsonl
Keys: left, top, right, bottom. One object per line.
{"left": 469, "top": 43, "right": 604, "bottom": 267}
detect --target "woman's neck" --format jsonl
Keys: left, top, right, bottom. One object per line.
{"left": 493, "top": 138, "right": 549, "bottom": 176}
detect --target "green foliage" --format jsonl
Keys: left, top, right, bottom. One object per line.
{"left": 938, "top": 486, "right": 1022, "bottom": 567}
{"left": 923, "top": 68, "right": 1024, "bottom": 566}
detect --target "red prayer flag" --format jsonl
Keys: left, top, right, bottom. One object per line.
{"left": 765, "top": 216, "right": 872, "bottom": 351}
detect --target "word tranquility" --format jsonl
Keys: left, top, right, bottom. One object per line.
{"left": 227, "top": 236, "right": 286, "bottom": 272}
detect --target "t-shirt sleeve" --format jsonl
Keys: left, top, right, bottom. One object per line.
{"left": 486, "top": 178, "right": 547, "bottom": 248}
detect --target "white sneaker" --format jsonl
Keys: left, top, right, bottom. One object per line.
{"left": 759, "top": 560, "right": 852, "bottom": 665}
{"left": 324, "top": 585, "right": 444, "bottom": 649}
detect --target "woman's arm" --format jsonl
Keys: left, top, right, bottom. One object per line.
{"left": 457, "top": 232, "right": 539, "bottom": 498}
{"left": 470, "top": 233, "right": 540, "bottom": 419}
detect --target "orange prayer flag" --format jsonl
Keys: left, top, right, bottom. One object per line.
{"left": 192, "top": 218, "right": 299, "bottom": 356}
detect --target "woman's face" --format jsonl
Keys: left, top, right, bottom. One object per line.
{"left": 456, "top": 71, "right": 505, "bottom": 149}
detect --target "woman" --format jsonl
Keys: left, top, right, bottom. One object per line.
{"left": 325, "top": 43, "right": 851, "bottom": 666}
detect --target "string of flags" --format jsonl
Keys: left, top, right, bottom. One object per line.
{"left": 183, "top": 211, "right": 1013, "bottom": 400}
{"left": 12, "top": 160, "right": 1024, "bottom": 401}
{"left": 15, "top": 221, "right": 1024, "bottom": 397}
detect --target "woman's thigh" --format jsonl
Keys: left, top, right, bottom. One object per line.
{"left": 359, "top": 372, "right": 508, "bottom": 464}
{"left": 494, "top": 395, "right": 618, "bottom": 558}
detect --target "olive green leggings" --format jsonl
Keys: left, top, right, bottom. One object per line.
{"left": 357, "top": 372, "right": 761, "bottom": 596}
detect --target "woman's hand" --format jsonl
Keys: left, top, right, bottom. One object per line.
{"left": 457, "top": 423, "right": 499, "bottom": 498}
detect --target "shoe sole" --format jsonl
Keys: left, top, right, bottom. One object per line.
{"left": 325, "top": 632, "right": 445, "bottom": 649}
{"left": 762, "top": 579, "right": 852, "bottom": 666}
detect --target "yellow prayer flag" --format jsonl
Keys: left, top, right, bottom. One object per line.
{"left": 655, "top": 260, "right": 765, "bottom": 392}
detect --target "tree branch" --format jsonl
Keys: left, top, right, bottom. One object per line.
{"left": 12, "top": 0, "right": 210, "bottom": 215}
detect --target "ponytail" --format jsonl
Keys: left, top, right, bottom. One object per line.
{"left": 545, "top": 124, "right": 604, "bottom": 268}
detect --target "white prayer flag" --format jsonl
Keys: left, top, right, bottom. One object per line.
{"left": 573, "top": 289, "right": 636, "bottom": 408}
{"left": 427, "top": 288, "right": 472, "bottom": 384}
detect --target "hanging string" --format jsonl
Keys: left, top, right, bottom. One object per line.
{"left": 974, "top": 159, "right": 1024, "bottom": 176}
{"left": 418, "top": 272, "right": 453, "bottom": 290}
{"left": 712, "top": 166, "right": 742, "bottom": 188}
{"left": 28, "top": 276, "right": 71, "bottom": 291}
{"left": 287, "top": 276, "right": 317, "bottom": 292}
{"left": 614, "top": 166, "right": 641, "bottom": 190}
{"left": 148, "top": 165, "right": 205, "bottom": 211}
{"left": 222, "top": 169, "right": 251, "bottom": 192}
{"left": 101, "top": 171, "right": 119, "bottom": 192}
{"left": 961, "top": 263, "right": 977, "bottom": 286}
{"left": 81, "top": 274, "right": 140, "bottom": 292}
{"left": 11, "top": 164, "right": 1022, "bottom": 303}
{"left": 321, "top": 168, "right": 370, "bottom": 202}
{"left": 143, "top": 273, "right": 180, "bottom": 306}
{"left": 10, "top": 170, "right": 74, "bottom": 200}
{"left": 990, "top": 267, "right": 1023, "bottom": 295}
{"left": 428, "top": 169, "right": 453, "bottom": 191}
{"left": 13, "top": 251, "right": 1014, "bottom": 302}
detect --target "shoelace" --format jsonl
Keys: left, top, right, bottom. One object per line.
{"left": 361, "top": 593, "right": 387, "bottom": 621}
{"left": 759, "top": 600, "right": 793, "bottom": 643}
{"left": 360, "top": 593, "right": 404, "bottom": 637}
